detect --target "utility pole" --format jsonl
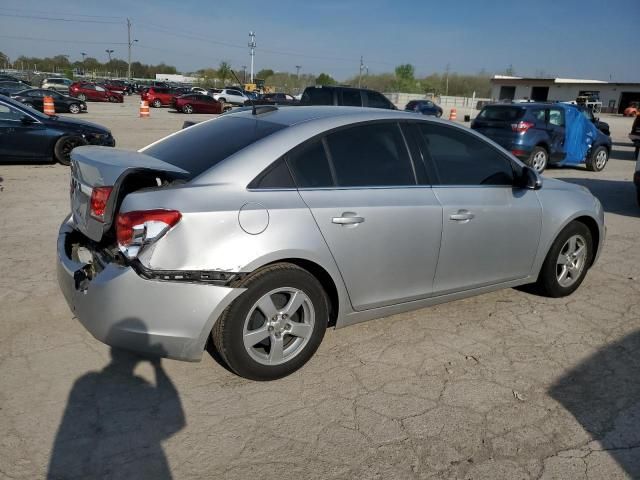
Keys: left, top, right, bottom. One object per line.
{"left": 127, "top": 18, "right": 132, "bottom": 79}
{"left": 358, "top": 56, "right": 364, "bottom": 88}
{"left": 295, "top": 65, "right": 301, "bottom": 78}
{"left": 445, "top": 63, "right": 450, "bottom": 96}
{"left": 248, "top": 31, "right": 256, "bottom": 83}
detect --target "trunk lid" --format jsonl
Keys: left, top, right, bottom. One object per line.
{"left": 70, "top": 146, "right": 188, "bottom": 242}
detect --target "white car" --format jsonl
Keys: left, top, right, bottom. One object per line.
{"left": 212, "top": 88, "right": 248, "bottom": 106}
{"left": 190, "top": 87, "right": 210, "bottom": 96}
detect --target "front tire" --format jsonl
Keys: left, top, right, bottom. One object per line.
{"left": 152, "top": 99, "right": 162, "bottom": 108}
{"left": 54, "top": 136, "right": 87, "bottom": 166}
{"left": 527, "top": 146, "right": 548, "bottom": 173}
{"left": 68, "top": 103, "right": 81, "bottom": 114}
{"left": 535, "top": 222, "right": 593, "bottom": 298}
{"left": 212, "top": 263, "right": 328, "bottom": 380}
{"left": 586, "top": 146, "right": 608, "bottom": 172}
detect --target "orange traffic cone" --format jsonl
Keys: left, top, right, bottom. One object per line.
{"left": 43, "top": 96, "right": 55, "bottom": 115}
{"left": 139, "top": 100, "right": 150, "bottom": 118}
{"left": 448, "top": 108, "right": 457, "bottom": 121}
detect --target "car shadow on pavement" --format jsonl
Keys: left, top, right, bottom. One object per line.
{"left": 549, "top": 330, "right": 640, "bottom": 477}
{"left": 47, "top": 319, "right": 186, "bottom": 480}
{"left": 557, "top": 178, "right": 638, "bottom": 218}
{"left": 610, "top": 148, "right": 637, "bottom": 161}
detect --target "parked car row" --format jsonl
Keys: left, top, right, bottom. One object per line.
{"left": 11, "top": 89, "right": 87, "bottom": 114}
{"left": 69, "top": 82, "right": 124, "bottom": 103}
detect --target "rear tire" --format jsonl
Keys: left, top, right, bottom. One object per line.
{"left": 152, "top": 99, "right": 162, "bottom": 108}
{"left": 77, "top": 93, "right": 87, "bottom": 101}
{"left": 535, "top": 222, "right": 593, "bottom": 298}
{"left": 586, "top": 146, "right": 608, "bottom": 172}
{"left": 182, "top": 104, "right": 193, "bottom": 114}
{"left": 212, "top": 263, "right": 328, "bottom": 380}
{"left": 527, "top": 146, "right": 548, "bottom": 173}
{"left": 54, "top": 135, "right": 87, "bottom": 166}
{"left": 68, "top": 103, "right": 81, "bottom": 114}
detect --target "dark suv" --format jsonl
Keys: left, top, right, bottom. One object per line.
{"left": 301, "top": 86, "right": 396, "bottom": 110}
{"left": 471, "top": 103, "right": 611, "bottom": 173}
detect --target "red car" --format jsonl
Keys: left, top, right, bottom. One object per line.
{"left": 141, "top": 86, "right": 180, "bottom": 108}
{"left": 172, "top": 94, "right": 228, "bottom": 114}
{"left": 69, "top": 82, "right": 124, "bottom": 103}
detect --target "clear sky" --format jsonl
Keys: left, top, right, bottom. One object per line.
{"left": 1, "top": 0, "right": 638, "bottom": 81}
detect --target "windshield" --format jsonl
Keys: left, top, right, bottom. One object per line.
{"left": 142, "top": 116, "right": 287, "bottom": 179}
{"left": 478, "top": 106, "right": 525, "bottom": 121}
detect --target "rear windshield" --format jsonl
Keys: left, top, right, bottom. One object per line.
{"left": 302, "top": 88, "right": 333, "bottom": 105}
{"left": 478, "top": 106, "right": 525, "bottom": 121}
{"left": 143, "top": 116, "right": 287, "bottom": 179}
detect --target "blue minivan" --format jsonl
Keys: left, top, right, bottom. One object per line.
{"left": 471, "top": 102, "right": 611, "bottom": 173}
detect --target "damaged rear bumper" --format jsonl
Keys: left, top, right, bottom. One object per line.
{"left": 56, "top": 217, "right": 244, "bottom": 361}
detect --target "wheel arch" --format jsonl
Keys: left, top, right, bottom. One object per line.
{"left": 249, "top": 258, "right": 340, "bottom": 327}
{"left": 573, "top": 215, "right": 600, "bottom": 267}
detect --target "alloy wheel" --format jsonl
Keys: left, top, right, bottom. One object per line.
{"left": 556, "top": 234, "right": 587, "bottom": 288}
{"left": 242, "top": 287, "right": 315, "bottom": 366}
{"left": 595, "top": 149, "right": 607, "bottom": 170}
{"left": 532, "top": 150, "right": 547, "bottom": 172}
{"left": 69, "top": 104, "right": 80, "bottom": 114}
{"left": 183, "top": 104, "right": 193, "bottom": 114}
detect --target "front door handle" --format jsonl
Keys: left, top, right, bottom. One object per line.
{"left": 332, "top": 212, "right": 365, "bottom": 225}
{"left": 449, "top": 210, "right": 475, "bottom": 222}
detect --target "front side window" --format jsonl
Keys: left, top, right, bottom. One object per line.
{"left": 28, "top": 90, "right": 45, "bottom": 98}
{"left": 365, "top": 91, "right": 392, "bottom": 109}
{"left": 326, "top": 122, "right": 415, "bottom": 187}
{"left": 418, "top": 123, "right": 515, "bottom": 186}
{"left": 0, "top": 103, "right": 25, "bottom": 121}
{"left": 548, "top": 108, "right": 565, "bottom": 126}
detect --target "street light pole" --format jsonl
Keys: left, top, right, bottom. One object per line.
{"left": 295, "top": 65, "right": 301, "bottom": 78}
{"left": 248, "top": 31, "right": 256, "bottom": 83}
{"left": 358, "top": 56, "right": 364, "bottom": 88}
{"left": 126, "top": 18, "right": 138, "bottom": 80}
{"left": 241, "top": 65, "right": 247, "bottom": 83}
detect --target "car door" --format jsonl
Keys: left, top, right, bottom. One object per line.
{"left": 198, "top": 95, "right": 216, "bottom": 113}
{"left": 288, "top": 121, "right": 443, "bottom": 311}
{"left": 0, "top": 101, "right": 50, "bottom": 161}
{"left": 415, "top": 122, "right": 542, "bottom": 294}
{"left": 546, "top": 107, "right": 566, "bottom": 161}
{"left": 25, "top": 90, "right": 45, "bottom": 111}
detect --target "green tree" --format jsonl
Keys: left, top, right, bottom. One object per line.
{"left": 395, "top": 64, "right": 415, "bottom": 82}
{"left": 256, "top": 68, "right": 274, "bottom": 80}
{"left": 218, "top": 61, "right": 232, "bottom": 84}
{"left": 315, "top": 73, "right": 336, "bottom": 86}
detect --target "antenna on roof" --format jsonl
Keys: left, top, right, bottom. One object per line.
{"left": 230, "top": 69, "right": 256, "bottom": 115}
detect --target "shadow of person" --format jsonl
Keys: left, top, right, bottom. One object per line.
{"left": 47, "top": 319, "right": 186, "bottom": 480}
{"left": 549, "top": 330, "right": 640, "bottom": 477}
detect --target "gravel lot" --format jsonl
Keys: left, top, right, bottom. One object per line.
{"left": 1, "top": 97, "right": 639, "bottom": 479}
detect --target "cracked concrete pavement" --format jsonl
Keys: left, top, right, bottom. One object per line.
{"left": 1, "top": 99, "right": 639, "bottom": 479}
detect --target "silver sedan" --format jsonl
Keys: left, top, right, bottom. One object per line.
{"left": 57, "top": 106, "right": 605, "bottom": 380}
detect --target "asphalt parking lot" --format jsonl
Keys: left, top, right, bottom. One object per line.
{"left": 1, "top": 97, "right": 639, "bottom": 479}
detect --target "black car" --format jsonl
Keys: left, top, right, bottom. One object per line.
{"left": 301, "top": 85, "right": 396, "bottom": 109}
{"left": 12, "top": 89, "right": 87, "bottom": 114}
{"left": 405, "top": 99, "right": 443, "bottom": 117}
{"left": 0, "top": 94, "right": 115, "bottom": 165}
{"left": 0, "top": 81, "right": 30, "bottom": 96}
{"left": 0, "top": 74, "right": 31, "bottom": 85}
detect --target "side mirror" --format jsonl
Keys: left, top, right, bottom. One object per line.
{"left": 520, "top": 166, "right": 542, "bottom": 190}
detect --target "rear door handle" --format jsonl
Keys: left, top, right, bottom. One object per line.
{"left": 449, "top": 210, "right": 475, "bottom": 222}
{"left": 332, "top": 212, "right": 365, "bottom": 225}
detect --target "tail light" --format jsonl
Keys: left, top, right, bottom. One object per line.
{"left": 89, "top": 186, "right": 113, "bottom": 222}
{"left": 116, "top": 209, "right": 181, "bottom": 259}
{"left": 511, "top": 121, "right": 534, "bottom": 133}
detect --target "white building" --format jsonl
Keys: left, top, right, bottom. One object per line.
{"left": 490, "top": 75, "right": 640, "bottom": 113}
{"left": 154, "top": 73, "right": 199, "bottom": 84}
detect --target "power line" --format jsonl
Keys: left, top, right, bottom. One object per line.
{"left": 0, "top": 34, "right": 127, "bottom": 45}
{"left": 0, "top": 6, "right": 123, "bottom": 19}
{"left": 0, "top": 12, "right": 121, "bottom": 24}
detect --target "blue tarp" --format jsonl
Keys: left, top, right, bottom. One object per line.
{"left": 559, "top": 105, "right": 599, "bottom": 165}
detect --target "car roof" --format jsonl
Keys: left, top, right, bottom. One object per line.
{"left": 222, "top": 105, "right": 415, "bottom": 126}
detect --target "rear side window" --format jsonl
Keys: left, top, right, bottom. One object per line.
{"left": 549, "top": 108, "right": 565, "bottom": 126}
{"left": 302, "top": 88, "right": 333, "bottom": 105}
{"left": 144, "top": 116, "right": 287, "bottom": 179}
{"left": 418, "top": 123, "right": 515, "bottom": 186}
{"left": 341, "top": 89, "right": 362, "bottom": 107}
{"left": 248, "top": 158, "right": 295, "bottom": 189}
{"left": 287, "top": 140, "right": 333, "bottom": 188}
{"left": 326, "top": 122, "right": 415, "bottom": 187}
{"left": 478, "top": 106, "right": 525, "bottom": 121}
